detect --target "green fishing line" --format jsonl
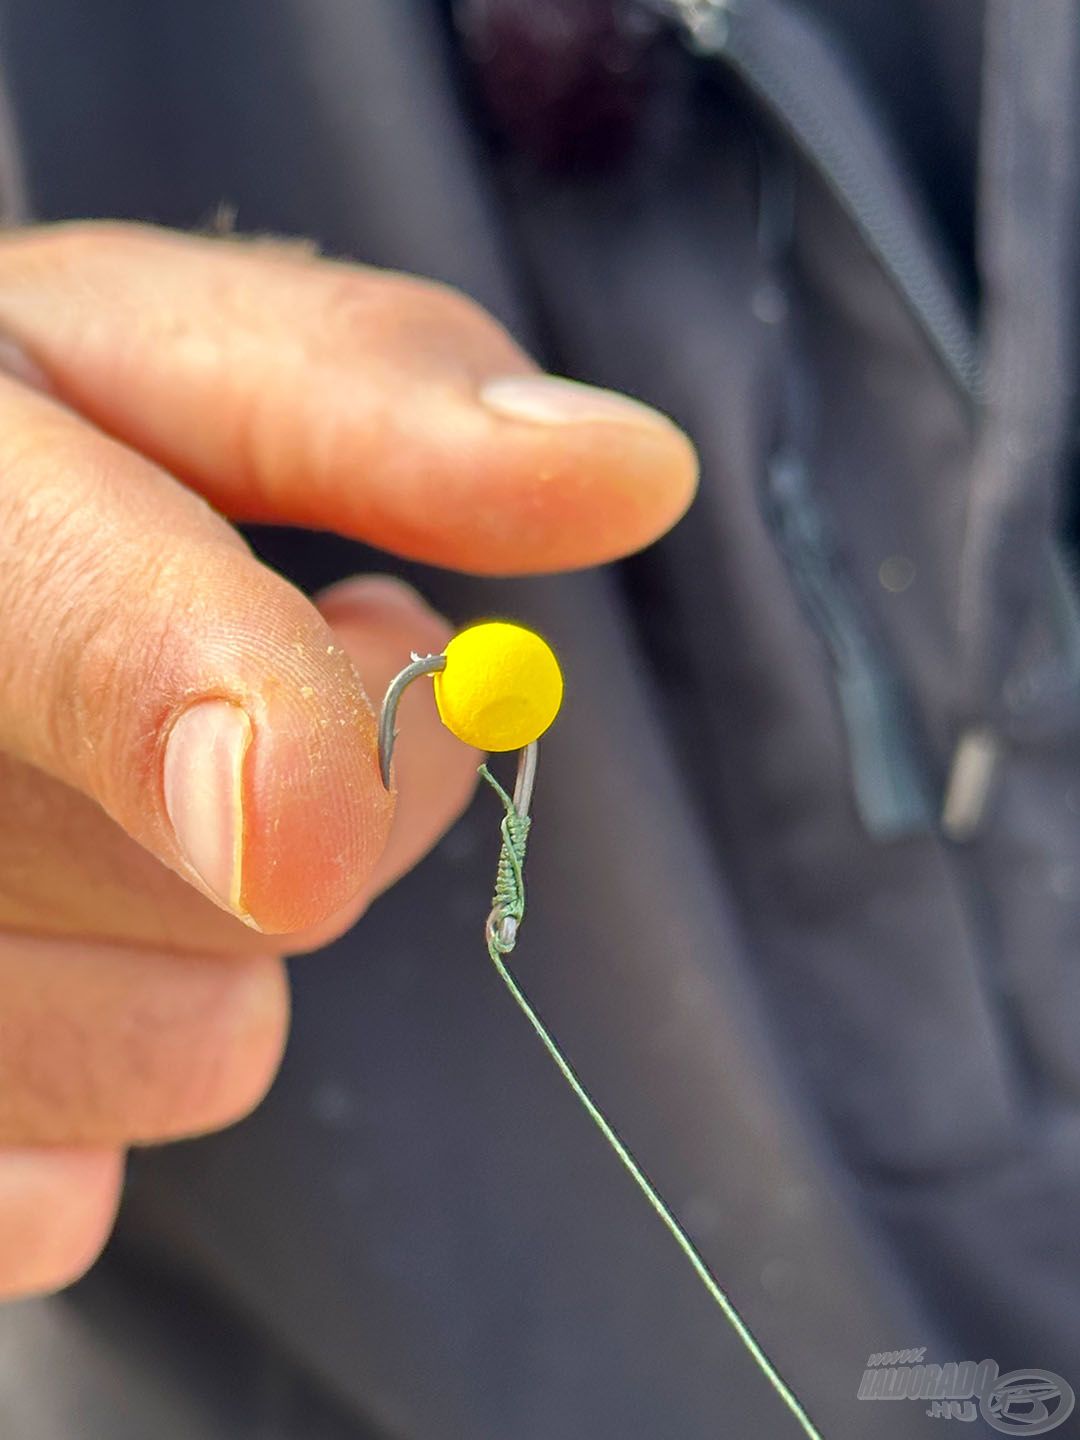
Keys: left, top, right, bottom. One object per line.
{"left": 479, "top": 765, "right": 826, "bottom": 1440}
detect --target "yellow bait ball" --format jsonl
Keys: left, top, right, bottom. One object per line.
{"left": 434, "top": 621, "right": 563, "bottom": 751}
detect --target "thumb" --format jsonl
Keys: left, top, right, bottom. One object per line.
{"left": 0, "top": 374, "right": 394, "bottom": 935}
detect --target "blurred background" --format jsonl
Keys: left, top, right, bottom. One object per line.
{"left": 1, "top": 2, "right": 1079, "bottom": 1438}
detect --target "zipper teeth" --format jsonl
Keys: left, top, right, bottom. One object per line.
{"left": 663, "top": 0, "right": 982, "bottom": 403}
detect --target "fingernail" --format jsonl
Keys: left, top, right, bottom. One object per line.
{"left": 314, "top": 573, "right": 430, "bottom": 617}
{"left": 0, "top": 335, "right": 51, "bottom": 392}
{"left": 480, "top": 374, "right": 674, "bottom": 429}
{"left": 163, "top": 699, "right": 253, "bottom": 920}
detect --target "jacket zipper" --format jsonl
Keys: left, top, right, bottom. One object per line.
{"left": 658, "top": 0, "right": 983, "bottom": 403}
{"left": 648, "top": 0, "right": 990, "bottom": 836}
{"left": 657, "top": 0, "right": 1080, "bottom": 836}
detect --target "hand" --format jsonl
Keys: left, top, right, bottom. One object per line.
{"left": 0, "top": 222, "right": 698, "bottom": 1297}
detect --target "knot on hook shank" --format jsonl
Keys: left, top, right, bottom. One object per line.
{"left": 479, "top": 763, "right": 531, "bottom": 957}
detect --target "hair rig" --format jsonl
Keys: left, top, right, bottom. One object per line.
{"left": 377, "top": 619, "right": 824, "bottom": 1440}
{"left": 378, "top": 620, "right": 562, "bottom": 958}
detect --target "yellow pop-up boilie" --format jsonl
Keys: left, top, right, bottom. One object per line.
{"left": 432, "top": 621, "right": 563, "bottom": 751}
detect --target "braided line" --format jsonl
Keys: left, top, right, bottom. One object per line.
{"left": 474, "top": 760, "right": 826, "bottom": 1439}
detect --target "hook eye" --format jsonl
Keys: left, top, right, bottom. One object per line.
{"left": 485, "top": 910, "right": 518, "bottom": 952}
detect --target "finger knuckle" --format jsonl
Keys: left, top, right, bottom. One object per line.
{"left": 324, "top": 268, "right": 524, "bottom": 379}
{"left": 0, "top": 953, "right": 288, "bottom": 1146}
{"left": 0, "top": 1152, "right": 121, "bottom": 1300}
{"left": 135, "top": 958, "right": 289, "bottom": 1140}
{"left": 103, "top": 955, "right": 289, "bottom": 1143}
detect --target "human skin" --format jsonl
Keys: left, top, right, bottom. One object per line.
{"left": 0, "top": 222, "right": 698, "bottom": 1298}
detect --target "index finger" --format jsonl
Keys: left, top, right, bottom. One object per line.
{"left": 0, "top": 222, "right": 698, "bottom": 575}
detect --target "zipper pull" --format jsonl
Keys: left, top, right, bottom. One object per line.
{"left": 941, "top": 728, "right": 1001, "bottom": 841}
{"left": 661, "top": 0, "right": 732, "bottom": 53}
